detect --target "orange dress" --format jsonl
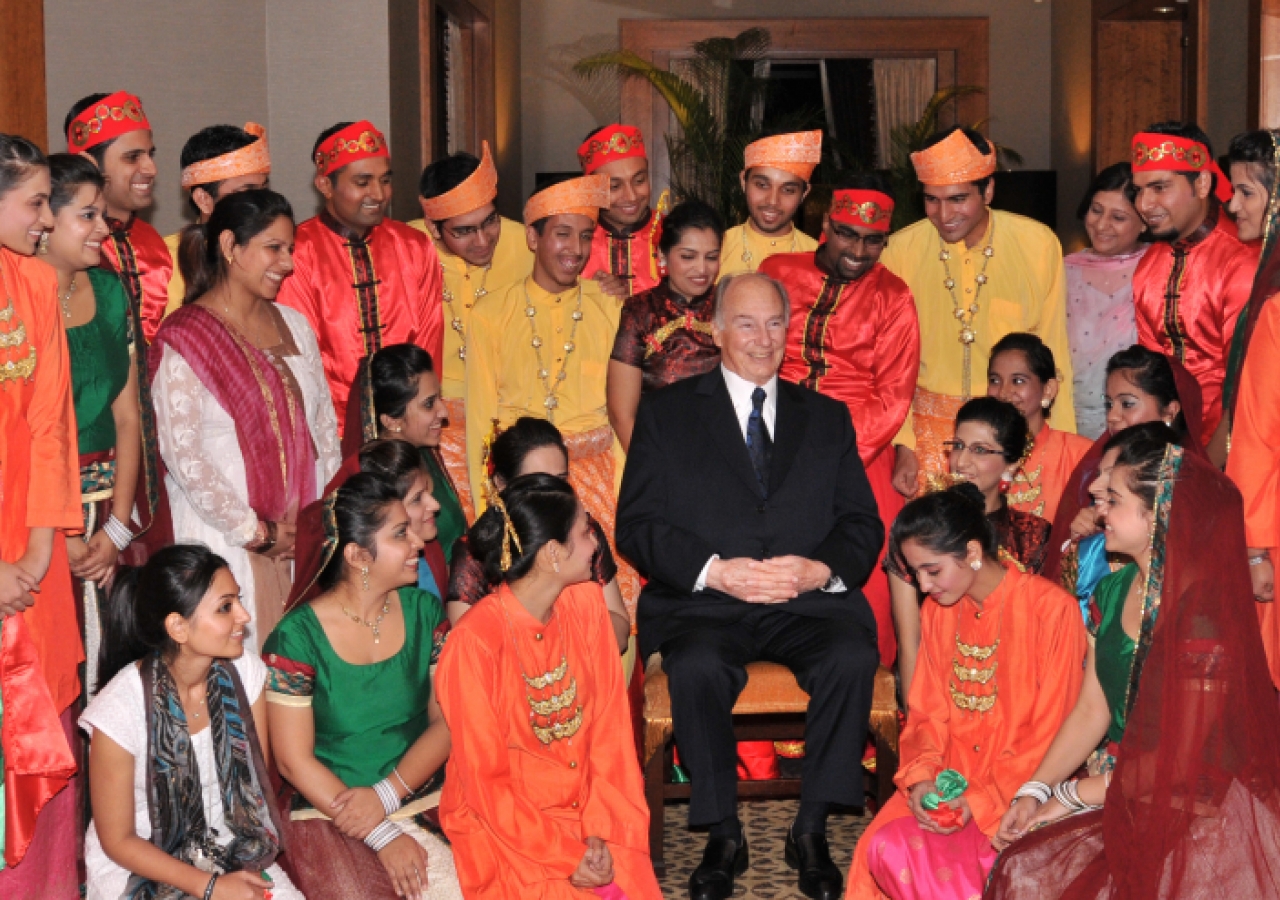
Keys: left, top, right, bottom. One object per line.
{"left": 437, "top": 582, "right": 661, "bottom": 900}
{"left": 846, "top": 567, "right": 1086, "bottom": 899}
{"left": 1226, "top": 292, "right": 1280, "bottom": 689}
{"left": 1007, "top": 425, "right": 1092, "bottom": 522}
{"left": 0, "top": 248, "right": 83, "bottom": 867}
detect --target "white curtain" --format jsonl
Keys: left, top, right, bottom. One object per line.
{"left": 873, "top": 58, "right": 937, "bottom": 168}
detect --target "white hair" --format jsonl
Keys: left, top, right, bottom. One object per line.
{"left": 713, "top": 272, "right": 791, "bottom": 328}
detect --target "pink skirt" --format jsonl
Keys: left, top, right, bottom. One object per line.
{"left": 866, "top": 815, "right": 996, "bottom": 900}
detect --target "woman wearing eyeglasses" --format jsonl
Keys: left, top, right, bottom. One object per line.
{"left": 889, "top": 397, "right": 1051, "bottom": 698}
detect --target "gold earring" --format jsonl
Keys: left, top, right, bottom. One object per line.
{"left": 361, "top": 566, "right": 370, "bottom": 591}
{"left": 37, "top": 233, "right": 49, "bottom": 254}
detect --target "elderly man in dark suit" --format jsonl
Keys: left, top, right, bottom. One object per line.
{"left": 617, "top": 272, "right": 884, "bottom": 900}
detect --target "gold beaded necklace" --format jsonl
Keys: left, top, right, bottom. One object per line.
{"left": 740, "top": 223, "right": 802, "bottom": 269}
{"left": 938, "top": 216, "right": 996, "bottom": 398}
{"left": 441, "top": 262, "right": 492, "bottom": 362}
{"left": 523, "top": 285, "right": 584, "bottom": 423}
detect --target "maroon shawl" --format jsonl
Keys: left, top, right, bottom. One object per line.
{"left": 149, "top": 304, "right": 318, "bottom": 527}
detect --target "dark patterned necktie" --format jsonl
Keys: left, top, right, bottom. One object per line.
{"left": 746, "top": 386, "right": 772, "bottom": 496}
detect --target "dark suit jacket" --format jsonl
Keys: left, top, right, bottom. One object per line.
{"left": 617, "top": 367, "right": 884, "bottom": 658}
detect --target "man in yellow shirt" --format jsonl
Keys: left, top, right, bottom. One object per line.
{"left": 719, "top": 130, "right": 822, "bottom": 278}
{"left": 465, "top": 174, "right": 639, "bottom": 618}
{"left": 881, "top": 127, "right": 1074, "bottom": 494}
{"left": 407, "top": 141, "right": 533, "bottom": 520}
{"left": 163, "top": 123, "right": 271, "bottom": 314}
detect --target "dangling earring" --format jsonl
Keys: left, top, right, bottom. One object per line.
{"left": 1040, "top": 398, "right": 1051, "bottom": 409}
{"left": 999, "top": 471, "right": 1013, "bottom": 494}
{"left": 970, "top": 559, "right": 982, "bottom": 571}
{"left": 37, "top": 233, "right": 49, "bottom": 255}
{"left": 361, "top": 566, "right": 370, "bottom": 591}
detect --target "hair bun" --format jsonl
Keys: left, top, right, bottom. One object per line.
{"left": 948, "top": 479, "right": 987, "bottom": 511}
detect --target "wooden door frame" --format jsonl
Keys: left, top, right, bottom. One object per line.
{"left": 618, "top": 18, "right": 988, "bottom": 185}
{"left": 0, "top": 0, "right": 47, "bottom": 147}
{"left": 421, "top": 0, "right": 496, "bottom": 160}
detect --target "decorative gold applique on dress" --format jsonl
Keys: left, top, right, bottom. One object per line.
{"left": 950, "top": 608, "right": 1003, "bottom": 715}
{"left": 0, "top": 287, "right": 36, "bottom": 388}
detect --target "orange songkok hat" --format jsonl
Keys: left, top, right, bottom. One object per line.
{"left": 830, "top": 189, "right": 895, "bottom": 232}
{"left": 742, "top": 130, "right": 823, "bottom": 182}
{"left": 1131, "top": 132, "right": 1233, "bottom": 203}
{"left": 180, "top": 123, "right": 271, "bottom": 189}
{"left": 67, "top": 91, "right": 150, "bottom": 151}
{"left": 523, "top": 174, "right": 610, "bottom": 225}
{"left": 577, "top": 124, "right": 646, "bottom": 175}
{"left": 421, "top": 140, "right": 499, "bottom": 221}
{"left": 910, "top": 129, "right": 996, "bottom": 185}
{"left": 314, "top": 120, "right": 389, "bottom": 177}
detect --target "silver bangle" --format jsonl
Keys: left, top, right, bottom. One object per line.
{"left": 364, "top": 818, "right": 403, "bottom": 852}
{"left": 372, "top": 778, "right": 401, "bottom": 816}
{"left": 102, "top": 515, "right": 133, "bottom": 552}
{"left": 1013, "top": 781, "right": 1051, "bottom": 806}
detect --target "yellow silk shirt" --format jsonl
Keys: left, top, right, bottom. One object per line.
{"left": 718, "top": 222, "right": 819, "bottom": 279}
{"left": 163, "top": 232, "right": 185, "bottom": 317}
{"left": 464, "top": 276, "right": 622, "bottom": 509}
{"left": 407, "top": 216, "right": 534, "bottom": 398}
{"left": 881, "top": 209, "right": 1076, "bottom": 445}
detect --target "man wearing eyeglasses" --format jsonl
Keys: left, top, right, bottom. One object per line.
{"left": 760, "top": 172, "right": 920, "bottom": 670}
{"left": 410, "top": 143, "right": 534, "bottom": 519}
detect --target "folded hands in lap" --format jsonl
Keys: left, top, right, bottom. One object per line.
{"left": 708, "top": 556, "right": 831, "bottom": 604}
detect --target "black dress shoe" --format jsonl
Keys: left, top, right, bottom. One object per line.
{"left": 689, "top": 833, "right": 749, "bottom": 900}
{"left": 785, "top": 827, "right": 843, "bottom": 900}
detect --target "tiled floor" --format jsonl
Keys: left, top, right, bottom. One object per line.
{"left": 657, "top": 799, "right": 873, "bottom": 899}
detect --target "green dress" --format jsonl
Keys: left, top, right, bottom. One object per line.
{"left": 422, "top": 447, "right": 466, "bottom": 563}
{"left": 1092, "top": 563, "right": 1139, "bottom": 744}
{"left": 66, "top": 269, "right": 132, "bottom": 454}
{"left": 262, "top": 587, "right": 444, "bottom": 788}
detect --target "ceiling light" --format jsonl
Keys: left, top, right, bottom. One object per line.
{"left": 1154, "top": 5, "right": 1176, "bottom": 10}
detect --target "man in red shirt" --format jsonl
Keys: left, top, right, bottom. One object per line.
{"left": 1130, "top": 122, "right": 1257, "bottom": 441}
{"left": 762, "top": 173, "right": 919, "bottom": 666}
{"left": 276, "top": 121, "right": 443, "bottom": 430}
{"left": 579, "top": 124, "right": 661, "bottom": 298}
{"left": 65, "top": 91, "right": 172, "bottom": 342}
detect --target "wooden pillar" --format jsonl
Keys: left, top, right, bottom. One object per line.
{"left": 0, "top": 0, "right": 47, "bottom": 148}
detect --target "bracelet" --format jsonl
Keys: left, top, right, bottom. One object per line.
{"left": 391, "top": 766, "right": 413, "bottom": 797}
{"left": 102, "top": 514, "right": 134, "bottom": 552}
{"left": 248, "top": 520, "right": 277, "bottom": 554}
{"left": 1012, "top": 780, "right": 1051, "bottom": 806}
{"left": 364, "top": 818, "right": 404, "bottom": 852}
{"left": 1250, "top": 551, "right": 1271, "bottom": 567}
{"left": 372, "top": 778, "right": 402, "bottom": 816}
{"left": 1052, "top": 779, "right": 1101, "bottom": 812}
{"left": 203, "top": 874, "right": 219, "bottom": 900}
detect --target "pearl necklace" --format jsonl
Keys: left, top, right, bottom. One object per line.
{"left": 442, "top": 261, "right": 492, "bottom": 362}
{"left": 938, "top": 217, "right": 996, "bottom": 398}
{"left": 58, "top": 274, "right": 78, "bottom": 319}
{"left": 741, "top": 224, "right": 801, "bottom": 269}
{"left": 524, "top": 285, "right": 584, "bottom": 423}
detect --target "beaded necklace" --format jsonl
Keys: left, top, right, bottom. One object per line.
{"left": 441, "top": 261, "right": 492, "bottom": 362}
{"left": 938, "top": 215, "right": 996, "bottom": 398}
{"left": 523, "top": 285, "right": 584, "bottom": 423}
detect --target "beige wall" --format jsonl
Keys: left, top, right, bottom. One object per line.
{"left": 518, "top": 0, "right": 1054, "bottom": 195}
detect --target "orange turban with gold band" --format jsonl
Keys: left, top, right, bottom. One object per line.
{"left": 314, "top": 120, "right": 389, "bottom": 177}
{"left": 910, "top": 129, "right": 996, "bottom": 185}
{"left": 67, "top": 91, "right": 150, "bottom": 151}
{"left": 421, "top": 140, "right": 499, "bottom": 221}
{"left": 523, "top": 174, "right": 609, "bottom": 226}
{"left": 742, "top": 130, "right": 823, "bottom": 182}
{"left": 1131, "top": 132, "right": 1233, "bottom": 203}
{"left": 180, "top": 123, "right": 271, "bottom": 189}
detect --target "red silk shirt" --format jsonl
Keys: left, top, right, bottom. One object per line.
{"left": 1132, "top": 207, "right": 1257, "bottom": 440}
{"left": 768, "top": 253, "right": 920, "bottom": 465}
{"left": 277, "top": 211, "right": 444, "bottom": 430}
{"left": 582, "top": 210, "right": 661, "bottom": 297}
{"left": 102, "top": 215, "right": 173, "bottom": 343}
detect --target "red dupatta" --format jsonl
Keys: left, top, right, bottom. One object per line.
{"left": 149, "top": 304, "right": 318, "bottom": 526}
{"left": 1042, "top": 357, "right": 1204, "bottom": 582}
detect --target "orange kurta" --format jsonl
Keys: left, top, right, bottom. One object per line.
{"left": 437, "top": 582, "right": 661, "bottom": 900}
{"left": 0, "top": 248, "right": 83, "bottom": 865}
{"left": 768, "top": 252, "right": 920, "bottom": 666}
{"left": 1226, "top": 291, "right": 1280, "bottom": 689}
{"left": 846, "top": 567, "right": 1086, "bottom": 899}
{"left": 1007, "top": 424, "right": 1092, "bottom": 521}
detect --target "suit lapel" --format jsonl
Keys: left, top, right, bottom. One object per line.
{"left": 769, "top": 382, "right": 809, "bottom": 496}
{"left": 697, "top": 370, "right": 766, "bottom": 498}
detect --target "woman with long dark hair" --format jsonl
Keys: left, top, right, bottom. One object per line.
{"left": 152, "top": 189, "right": 340, "bottom": 649}
{"left": 0, "top": 132, "right": 81, "bottom": 900}
{"left": 437, "top": 474, "right": 661, "bottom": 899}
{"left": 265, "top": 473, "right": 460, "bottom": 900}
{"left": 83, "top": 545, "right": 301, "bottom": 900}
{"left": 989, "top": 429, "right": 1280, "bottom": 898}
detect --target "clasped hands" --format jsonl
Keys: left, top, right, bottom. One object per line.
{"left": 329, "top": 787, "right": 430, "bottom": 899}
{"left": 707, "top": 556, "right": 831, "bottom": 604}
{"left": 907, "top": 780, "right": 972, "bottom": 836}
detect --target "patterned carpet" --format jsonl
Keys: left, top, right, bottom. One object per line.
{"left": 658, "top": 799, "right": 873, "bottom": 899}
